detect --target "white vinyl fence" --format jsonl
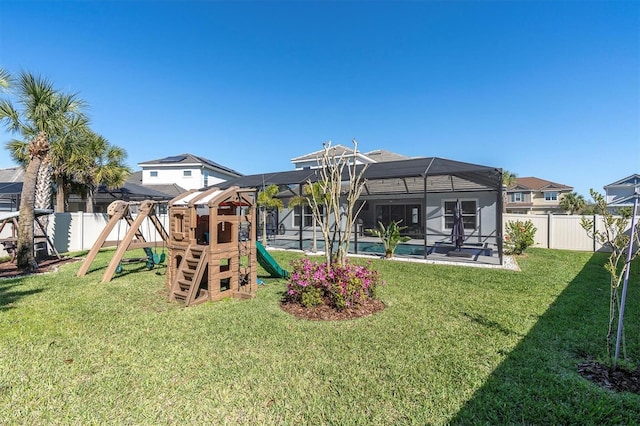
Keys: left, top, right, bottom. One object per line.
{"left": 1, "top": 212, "right": 170, "bottom": 258}
{"left": 503, "top": 213, "right": 636, "bottom": 252}
{"left": 0, "top": 212, "right": 636, "bottom": 258}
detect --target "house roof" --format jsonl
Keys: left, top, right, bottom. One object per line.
{"left": 608, "top": 194, "right": 640, "bottom": 206}
{"left": 92, "top": 182, "right": 174, "bottom": 201}
{"left": 363, "top": 149, "right": 413, "bottom": 162}
{"left": 138, "top": 153, "right": 243, "bottom": 177}
{"left": 0, "top": 182, "right": 23, "bottom": 195}
{"left": 290, "top": 145, "right": 370, "bottom": 163}
{"left": 217, "top": 157, "right": 502, "bottom": 193}
{"left": 0, "top": 167, "right": 24, "bottom": 182}
{"left": 126, "top": 171, "right": 186, "bottom": 197}
{"left": 290, "top": 146, "right": 411, "bottom": 164}
{"left": 603, "top": 174, "right": 640, "bottom": 189}
{"left": 508, "top": 177, "right": 572, "bottom": 192}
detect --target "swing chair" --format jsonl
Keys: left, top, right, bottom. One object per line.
{"left": 147, "top": 215, "right": 166, "bottom": 266}
{"left": 114, "top": 218, "right": 156, "bottom": 274}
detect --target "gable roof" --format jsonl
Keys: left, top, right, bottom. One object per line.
{"left": 290, "top": 146, "right": 413, "bottom": 167}
{"left": 138, "top": 153, "right": 243, "bottom": 177}
{"left": 290, "top": 145, "right": 369, "bottom": 163}
{"left": 604, "top": 174, "right": 640, "bottom": 188}
{"left": 508, "top": 177, "right": 572, "bottom": 191}
{"left": 363, "top": 149, "right": 413, "bottom": 162}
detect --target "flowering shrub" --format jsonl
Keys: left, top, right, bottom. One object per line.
{"left": 285, "top": 258, "right": 385, "bottom": 310}
{"left": 504, "top": 220, "right": 537, "bottom": 255}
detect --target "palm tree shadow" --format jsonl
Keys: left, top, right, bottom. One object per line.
{"left": 0, "top": 278, "right": 44, "bottom": 311}
{"left": 450, "top": 253, "right": 640, "bottom": 425}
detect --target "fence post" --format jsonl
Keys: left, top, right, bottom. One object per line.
{"left": 547, "top": 213, "right": 553, "bottom": 249}
{"left": 593, "top": 214, "right": 597, "bottom": 252}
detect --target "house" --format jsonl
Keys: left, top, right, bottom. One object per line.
{"left": 138, "top": 154, "right": 243, "bottom": 191}
{"left": 505, "top": 177, "right": 573, "bottom": 215}
{"left": 604, "top": 174, "right": 640, "bottom": 213}
{"left": 290, "top": 145, "right": 414, "bottom": 170}
{"left": 0, "top": 154, "right": 243, "bottom": 213}
{"left": 0, "top": 167, "right": 24, "bottom": 212}
{"left": 218, "top": 156, "right": 504, "bottom": 263}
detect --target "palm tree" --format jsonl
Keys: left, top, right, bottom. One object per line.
{"left": 0, "top": 68, "right": 12, "bottom": 90}
{"left": 257, "top": 184, "right": 283, "bottom": 246}
{"left": 560, "top": 191, "right": 586, "bottom": 215}
{"left": 0, "top": 72, "right": 86, "bottom": 271}
{"left": 2, "top": 72, "right": 88, "bottom": 212}
{"left": 71, "top": 132, "right": 131, "bottom": 212}
{"left": 15, "top": 132, "right": 48, "bottom": 271}
{"left": 502, "top": 169, "right": 517, "bottom": 213}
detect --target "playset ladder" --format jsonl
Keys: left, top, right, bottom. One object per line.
{"left": 169, "top": 244, "right": 209, "bottom": 306}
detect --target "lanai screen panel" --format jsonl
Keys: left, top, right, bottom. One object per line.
{"left": 217, "top": 156, "right": 502, "bottom": 194}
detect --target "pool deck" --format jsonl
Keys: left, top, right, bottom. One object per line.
{"left": 263, "top": 236, "right": 517, "bottom": 270}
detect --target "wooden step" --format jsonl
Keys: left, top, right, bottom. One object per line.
{"left": 172, "top": 290, "right": 188, "bottom": 300}
{"left": 177, "top": 279, "right": 193, "bottom": 289}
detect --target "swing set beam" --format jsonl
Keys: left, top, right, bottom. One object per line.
{"left": 76, "top": 199, "right": 168, "bottom": 282}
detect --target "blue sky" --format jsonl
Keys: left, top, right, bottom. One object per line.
{"left": 1, "top": 1, "right": 638, "bottom": 199}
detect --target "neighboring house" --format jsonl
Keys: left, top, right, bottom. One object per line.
{"left": 0, "top": 153, "right": 243, "bottom": 213}
{"left": 126, "top": 171, "right": 186, "bottom": 198}
{"left": 138, "top": 154, "right": 243, "bottom": 191}
{"left": 0, "top": 168, "right": 24, "bottom": 211}
{"left": 0, "top": 182, "right": 22, "bottom": 212}
{"left": 505, "top": 177, "right": 573, "bottom": 215}
{"left": 66, "top": 183, "right": 176, "bottom": 213}
{"left": 290, "top": 145, "right": 414, "bottom": 170}
{"left": 604, "top": 174, "right": 640, "bottom": 213}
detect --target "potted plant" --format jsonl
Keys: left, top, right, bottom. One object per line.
{"left": 366, "top": 220, "right": 411, "bottom": 258}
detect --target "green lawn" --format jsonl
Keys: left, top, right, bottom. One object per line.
{"left": 0, "top": 248, "right": 638, "bottom": 424}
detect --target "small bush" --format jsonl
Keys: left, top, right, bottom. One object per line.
{"left": 504, "top": 220, "right": 537, "bottom": 255}
{"left": 286, "top": 258, "right": 385, "bottom": 311}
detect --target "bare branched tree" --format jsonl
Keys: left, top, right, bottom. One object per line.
{"left": 307, "top": 140, "right": 367, "bottom": 267}
{"left": 581, "top": 189, "right": 640, "bottom": 366}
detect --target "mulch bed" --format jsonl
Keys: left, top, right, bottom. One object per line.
{"left": 280, "top": 298, "right": 385, "bottom": 321}
{"left": 0, "top": 256, "right": 80, "bottom": 279}
{"left": 577, "top": 359, "right": 640, "bottom": 395}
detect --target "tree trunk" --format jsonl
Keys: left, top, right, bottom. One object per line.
{"left": 262, "top": 208, "right": 267, "bottom": 246}
{"left": 85, "top": 186, "right": 94, "bottom": 213}
{"left": 55, "top": 176, "right": 66, "bottom": 212}
{"left": 35, "top": 154, "right": 52, "bottom": 210}
{"left": 17, "top": 156, "right": 41, "bottom": 272}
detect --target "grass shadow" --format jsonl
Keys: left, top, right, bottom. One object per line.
{"left": 451, "top": 253, "right": 640, "bottom": 424}
{"left": 0, "top": 278, "right": 44, "bottom": 311}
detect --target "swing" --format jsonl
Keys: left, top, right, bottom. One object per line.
{"left": 147, "top": 217, "right": 166, "bottom": 265}
{"left": 114, "top": 217, "right": 155, "bottom": 273}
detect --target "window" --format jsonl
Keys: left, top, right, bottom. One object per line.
{"left": 203, "top": 170, "right": 209, "bottom": 187}
{"left": 544, "top": 192, "right": 558, "bottom": 201}
{"left": 444, "top": 200, "right": 477, "bottom": 230}
{"left": 512, "top": 192, "right": 524, "bottom": 202}
{"left": 294, "top": 205, "right": 324, "bottom": 227}
{"left": 183, "top": 170, "right": 192, "bottom": 177}
{"left": 375, "top": 204, "right": 421, "bottom": 227}
{"left": 150, "top": 171, "right": 158, "bottom": 177}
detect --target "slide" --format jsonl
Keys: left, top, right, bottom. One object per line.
{"left": 256, "top": 241, "right": 290, "bottom": 279}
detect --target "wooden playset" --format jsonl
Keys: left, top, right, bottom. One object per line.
{"left": 76, "top": 199, "right": 169, "bottom": 283}
{"left": 166, "top": 186, "right": 257, "bottom": 306}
